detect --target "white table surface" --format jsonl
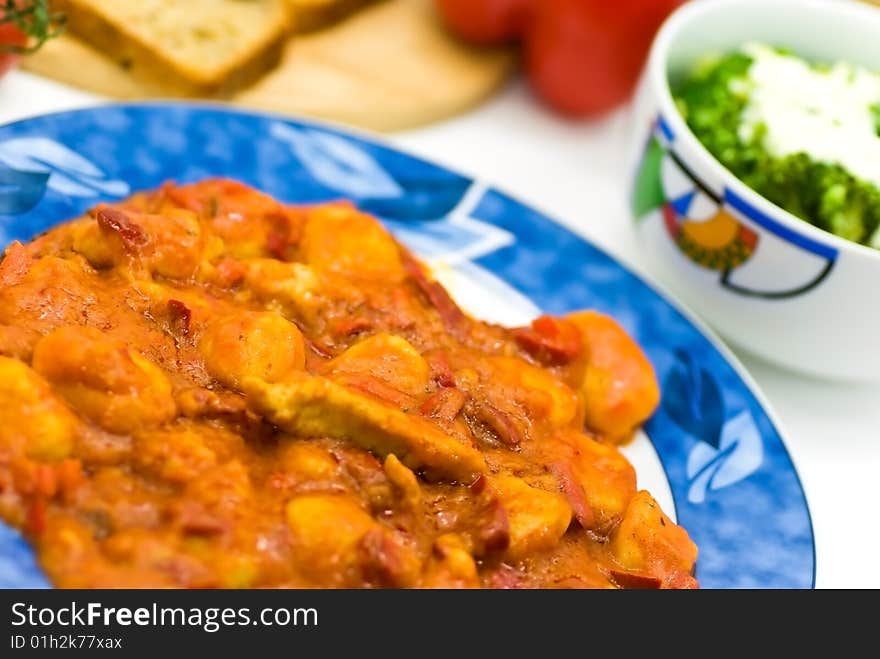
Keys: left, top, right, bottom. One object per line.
{"left": 2, "top": 70, "right": 877, "bottom": 589}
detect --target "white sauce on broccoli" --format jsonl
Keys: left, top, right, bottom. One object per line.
{"left": 735, "top": 43, "right": 880, "bottom": 188}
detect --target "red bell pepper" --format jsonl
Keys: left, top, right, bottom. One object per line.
{"left": 0, "top": 1, "right": 67, "bottom": 80}
{"left": 436, "top": 0, "right": 686, "bottom": 117}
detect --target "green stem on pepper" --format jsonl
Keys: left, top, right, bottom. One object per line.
{"left": 0, "top": 0, "right": 66, "bottom": 54}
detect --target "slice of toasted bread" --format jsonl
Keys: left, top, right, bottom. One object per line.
{"left": 20, "top": 32, "right": 169, "bottom": 98}
{"left": 22, "top": 0, "right": 514, "bottom": 131}
{"left": 284, "top": 0, "right": 375, "bottom": 32}
{"left": 52, "top": 0, "right": 291, "bottom": 97}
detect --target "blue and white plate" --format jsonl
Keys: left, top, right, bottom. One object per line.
{"left": 0, "top": 104, "right": 814, "bottom": 589}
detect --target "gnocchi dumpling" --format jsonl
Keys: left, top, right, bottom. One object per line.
{"left": 199, "top": 311, "right": 306, "bottom": 389}
{"left": 33, "top": 326, "right": 177, "bottom": 435}
{"left": 0, "top": 357, "right": 77, "bottom": 462}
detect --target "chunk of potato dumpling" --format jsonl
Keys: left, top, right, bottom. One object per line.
{"left": 0, "top": 325, "right": 38, "bottom": 361}
{"left": 184, "top": 461, "right": 252, "bottom": 512}
{"left": 32, "top": 326, "right": 177, "bottom": 435}
{"left": 129, "top": 279, "right": 216, "bottom": 335}
{"left": 2, "top": 257, "right": 99, "bottom": 329}
{"left": 611, "top": 491, "right": 698, "bottom": 581}
{"left": 243, "top": 259, "right": 323, "bottom": 314}
{"left": 567, "top": 311, "right": 660, "bottom": 442}
{"left": 485, "top": 356, "right": 582, "bottom": 428}
{"left": 285, "top": 494, "right": 377, "bottom": 585}
{"left": 199, "top": 311, "right": 305, "bottom": 389}
{"left": 491, "top": 475, "right": 572, "bottom": 561}
{"left": 140, "top": 209, "right": 205, "bottom": 280}
{"left": 325, "top": 334, "right": 430, "bottom": 398}
{"left": 37, "top": 517, "right": 99, "bottom": 585}
{"left": 423, "top": 534, "right": 480, "bottom": 588}
{"left": 134, "top": 428, "right": 217, "bottom": 484}
{"left": 72, "top": 221, "right": 115, "bottom": 269}
{"left": 279, "top": 442, "right": 340, "bottom": 483}
{"left": 301, "top": 205, "right": 404, "bottom": 280}
{"left": 560, "top": 432, "right": 636, "bottom": 529}
{"left": 0, "top": 357, "right": 76, "bottom": 462}
{"left": 76, "top": 207, "right": 204, "bottom": 280}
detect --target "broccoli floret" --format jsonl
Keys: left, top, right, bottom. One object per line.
{"left": 674, "top": 49, "right": 880, "bottom": 250}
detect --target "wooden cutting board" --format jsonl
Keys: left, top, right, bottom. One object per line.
{"left": 21, "top": 0, "right": 515, "bottom": 132}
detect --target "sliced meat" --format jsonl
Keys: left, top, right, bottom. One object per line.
{"left": 419, "top": 387, "right": 467, "bottom": 424}
{"left": 244, "top": 372, "right": 485, "bottom": 484}
{"left": 92, "top": 206, "right": 148, "bottom": 250}
{"left": 550, "top": 461, "right": 596, "bottom": 530}
{"left": 383, "top": 454, "right": 422, "bottom": 511}
{"left": 358, "top": 526, "right": 421, "bottom": 588}
{"left": 513, "top": 315, "right": 583, "bottom": 366}
{"left": 466, "top": 401, "right": 524, "bottom": 448}
{"left": 608, "top": 568, "right": 662, "bottom": 590}
{"left": 401, "top": 249, "right": 466, "bottom": 331}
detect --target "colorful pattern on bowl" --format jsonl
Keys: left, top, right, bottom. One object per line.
{"left": 633, "top": 115, "right": 838, "bottom": 299}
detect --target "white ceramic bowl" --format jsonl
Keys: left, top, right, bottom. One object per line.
{"left": 628, "top": 0, "right": 880, "bottom": 381}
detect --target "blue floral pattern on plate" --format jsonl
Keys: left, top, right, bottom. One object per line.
{"left": 0, "top": 103, "right": 815, "bottom": 589}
